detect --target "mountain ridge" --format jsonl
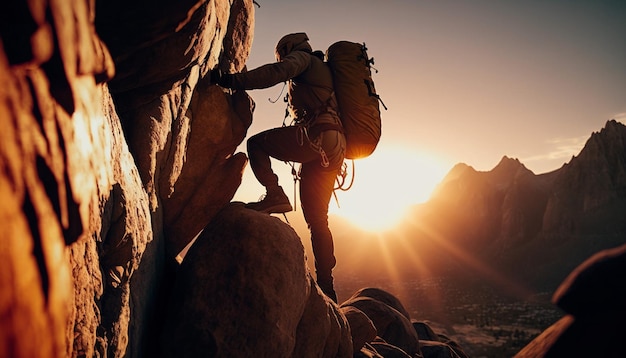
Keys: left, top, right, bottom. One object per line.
{"left": 332, "top": 120, "right": 626, "bottom": 292}
{"left": 417, "top": 119, "right": 626, "bottom": 287}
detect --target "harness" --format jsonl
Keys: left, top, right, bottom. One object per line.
{"left": 272, "top": 53, "right": 352, "bottom": 211}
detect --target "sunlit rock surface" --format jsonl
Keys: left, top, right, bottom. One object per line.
{"left": 1, "top": 0, "right": 253, "bottom": 356}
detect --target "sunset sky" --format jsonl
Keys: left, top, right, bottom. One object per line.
{"left": 232, "top": 0, "right": 626, "bottom": 230}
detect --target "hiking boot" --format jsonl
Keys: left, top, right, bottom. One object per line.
{"left": 245, "top": 186, "right": 293, "bottom": 214}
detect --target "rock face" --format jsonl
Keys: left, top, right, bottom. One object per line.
{"left": 1, "top": 0, "right": 254, "bottom": 357}
{"left": 161, "top": 203, "right": 353, "bottom": 357}
{"left": 6, "top": 0, "right": 621, "bottom": 356}
{"left": 4, "top": 3, "right": 456, "bottom": 356}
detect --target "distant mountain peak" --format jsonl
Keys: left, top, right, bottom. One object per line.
{"left": 493, "top": 156, "right": 524, "bottom": 172}
{"left": 489, "top": 156, "right": 534, "bottom": 184}
{"left": 440, "top": 162, "right": 475, "bottom": 183}
{"left": 575, "top": 119, "right": 626, "bottom": 164}
{"left": 603, "top": 118, "right": 624, "bottom": 131}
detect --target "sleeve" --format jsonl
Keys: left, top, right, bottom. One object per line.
{"left": 229, "top": 51, "right": 311, "bottom": 90}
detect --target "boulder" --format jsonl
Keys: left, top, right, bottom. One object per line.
{"left": 553, "top": 243, "right": 626, "bottom": 320}
{"left": 413, "top": 320, "right": 440, "bottom": 342}
{"left": 515, "top": 244, "right": 626, "bottom": 357}
{"left": 342, "top": 294, "right": 421, "bottom": 357}
{"left": 160, "top": 203, "right": 353, "bottom": 357}
{"left": 341, "top": 305, "right": 378, "bottom": 352}
{"left": 348, "top": 287, "right": 412, "bottom": 320}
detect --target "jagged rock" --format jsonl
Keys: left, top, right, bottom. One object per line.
{"left": 515, "top": 244, "right": 626, "bottom": 357}
{"left": 67, "top": 87, "right": 152, "bottom": 358}
{"left": 0, "top": 0, "right": 144, "bottom": 356}
{"left": 341, "top": 306, "right": 377, "bottom": 352}
{"left": 160, "top": 203, "right": 353, "bottom": 357}
{"left": 162, "top": 81, "right": 252, "bottom": 257}
{"left": 543, "top": 119, "right": 626, "bottom": 239}
{"left": 1, "top": 0, "right": 255, "bottom": 357}
{"left": 96, "top": 0, "right": 255, "bottom": 258}
{"left": 342, "top": 293, "right": 421, "bottom": 357}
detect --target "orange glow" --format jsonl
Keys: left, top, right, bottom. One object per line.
{"left": 330, "top": 146, "right": 450, "bottom": 232}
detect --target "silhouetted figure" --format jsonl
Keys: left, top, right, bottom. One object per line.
{"left": 211, "top": 32, "right": 345, "bottom": 302}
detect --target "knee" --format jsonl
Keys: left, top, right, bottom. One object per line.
{"left": 247, "top": 134, "right": 261, "bottom": 153}
{"left": 246, "top": 135, "right": 257, "bottom": 148}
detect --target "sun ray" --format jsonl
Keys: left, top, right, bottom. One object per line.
{"left": 417, "top": 221, "right": 534, "bottom": 300}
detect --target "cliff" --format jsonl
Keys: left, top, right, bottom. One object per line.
{"left": 0, "top": 1, "right": 466, "bottom": 357}
{"left": 0, "top": 0, "right": 254, "bottom": 356}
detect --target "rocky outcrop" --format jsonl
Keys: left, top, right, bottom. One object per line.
{"left": 161, "top": 203, "right": 353, "bottom": 357}
{"left": 515, "top": 244, "right": 626, "bottom": 357}
{"left": 0, "top": 0, "right": 127, "bottom": 356}
{"left": 340, "top": 288, "right": 468, "bottom": 358}
{"left": 3, "top": 1, "right": 467, "bottom": 353}
{"left": 1, "top": 0, "right": 254, "bottom": 357}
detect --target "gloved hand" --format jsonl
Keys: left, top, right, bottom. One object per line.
{"left": 209, "top": 68, "right": 234, "bottom": 88}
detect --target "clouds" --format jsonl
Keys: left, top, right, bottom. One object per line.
{"left": 522, "top": 135, "right": 589, "bottom": 171}
{"left": 613, "top": 113, "right": 626, "bottom": 122}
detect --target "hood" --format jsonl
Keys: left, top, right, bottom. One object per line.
{"left": 274, "top": 32, "right": 312, "bottom": 61}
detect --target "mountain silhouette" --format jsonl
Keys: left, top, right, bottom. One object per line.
{"left": 408, "top": 119, "right": 626, "bottom": 289}
{"left": 332, "top": 120, "right": 626, "bottom": 293}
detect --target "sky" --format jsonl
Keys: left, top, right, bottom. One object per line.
{"left": 232, "top": 0, "right": 626, "bottom": 230}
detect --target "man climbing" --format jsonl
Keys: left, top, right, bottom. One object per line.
{"left": 211, "top": 32, "right": 345, "bottom": 302}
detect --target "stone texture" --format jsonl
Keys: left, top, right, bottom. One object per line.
{"left": 341, "top": 305, "right": 378, "bottom": 352}
{"left": 162, "top": 80, "right": 253, "bottom": 257}
{"left": 1, "top": 0, "right": 255, "bottom": 357}
{"left": 0, "top": 0, "right": 119, "bottom": 356}
{"left": 160, "top": 203, "right": 353, "bottom": 357}
{"left": 343, "top": 294, "right": 422, "bottom": 357}
{"left": 348, "top": 287, "right": 412, "bottom": 320}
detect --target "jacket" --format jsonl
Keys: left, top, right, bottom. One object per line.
{"left": 228, "top": 33, "right": 341, "bottom": 134}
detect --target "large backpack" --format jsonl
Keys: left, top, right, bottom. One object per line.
{"left": 326, "top": 41, "right": 385, "bottom": 159}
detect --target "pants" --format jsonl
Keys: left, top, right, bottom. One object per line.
{"left": 246, "top": 122, "right": 345, "bottom": 282}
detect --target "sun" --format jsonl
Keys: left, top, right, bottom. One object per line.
{"left": 329, "top": 146, "right": 450, "bottom": 232}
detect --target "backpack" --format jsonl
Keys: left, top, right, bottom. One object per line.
{"left": 326, "top": 41, "right": 385, "bottom": 159}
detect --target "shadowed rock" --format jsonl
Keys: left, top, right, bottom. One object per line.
{"left": 369, "top": 341, "right": 412, "bottom": 358}
{"left": 348, "top": 287, "right": 412, "bottom": 320}
{"left": 341, "top": 305, "right": 378, "bottom": 352}
{"left": 161, "top": 203, "right": 352, "bottom": 357}
{"left": 342, "top": 292, "right": 421, "bottom": 357}
{"left": 515, "top": 244, "right": 626, "bottom": 357}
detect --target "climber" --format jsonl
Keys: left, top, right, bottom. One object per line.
{"left": 210, "top": 32, "right": 344, "bottom": 302}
